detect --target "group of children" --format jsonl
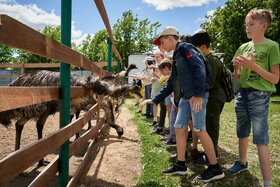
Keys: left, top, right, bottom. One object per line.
{"left": 133, "top": 8, "right": 280, "bottom": 186}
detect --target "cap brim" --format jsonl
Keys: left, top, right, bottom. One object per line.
{"left": 153, "top": 36, "right": 161, "bottom": 46}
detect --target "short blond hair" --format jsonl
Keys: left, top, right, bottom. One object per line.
{"left": 246, "top": 9, "right": 273, "bottom": 27}
{"left": 155, "top": 50, "right": 165, "bottom": 59}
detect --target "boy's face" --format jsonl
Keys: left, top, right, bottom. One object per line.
{"left": 159, "top": 36, "right": 173, "bottom": 52}
{"left": 245, "top": 17, "right": 267, "bottom": 39}
{"left": 159, "top": 67, "right": 170, "bottom": 76}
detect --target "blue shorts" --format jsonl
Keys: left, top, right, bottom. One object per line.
{"left": 235, "top": 88, "right": 270, "bottom": 144}
{"left": 174, "top": 92, "right": 208, "bottom": 132}
{"left": 165, "top": 95, "right": 172, "bottom": 106}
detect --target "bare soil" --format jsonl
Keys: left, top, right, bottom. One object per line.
{"left": 0, "top": 99, "right": 142, "bottom": 187}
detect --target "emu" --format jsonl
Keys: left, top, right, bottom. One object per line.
{"left": 0, "top": 66, "right": 139, "bottom": 166}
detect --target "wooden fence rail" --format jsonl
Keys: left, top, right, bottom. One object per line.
{"left": 0, "top": 14, "right": 111, "bottom": 77}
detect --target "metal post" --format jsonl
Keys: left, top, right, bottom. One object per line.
{"left": 107, "top": 37, "right": 112, "bottom": 72}
{"left": 59, "top": 0, "right": 71, "bottom": 186}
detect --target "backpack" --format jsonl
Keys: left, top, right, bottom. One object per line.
{"left": 219, "top": 59, "right": 235, "bottom": 102}
{"left": 195, "top": 48, "right": 234, "bottom": 102}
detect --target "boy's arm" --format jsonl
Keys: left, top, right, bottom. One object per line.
{"left": 138, "top": 99, "right": 153, "bottom": 108}
{"left": 234, "top": 53, "right": 279, "bottom": 84}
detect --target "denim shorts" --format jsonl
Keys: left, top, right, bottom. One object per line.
{"left": 165, "top": 95, "right": 172, "bottom": 106}
{"left": 235, "top": 88, "right": 270, "bottom": 144}
{"left": 174, "top": 92, "right": 208, "bottom": 132}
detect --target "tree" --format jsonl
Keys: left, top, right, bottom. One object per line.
{"left": 113, "top": 10, "right": 161, "bottom": 68}
{"left": 201, "top": 0, "right": 280, "bottom": 71}
{"left": 78, "top": 10, "right": 161, "bottom": 72}
{"left": 0, "top": 44, "right": 14, "bottom": 63}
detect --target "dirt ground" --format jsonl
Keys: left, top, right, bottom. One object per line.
{"left": 0, "top": 99, "right": 142, "bottom": 187}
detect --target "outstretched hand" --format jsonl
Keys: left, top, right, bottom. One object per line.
{"left": 138, "top": 99, "right": 153, "bottom": 108}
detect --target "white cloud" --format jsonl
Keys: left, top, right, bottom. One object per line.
{"left": 195, "top": 9, "right": 216, "bottom": 23}
{"left": 142, "top": 0, "right": 218, "bottom": 11}
{"left": 72, "top": 33, "right": 94, "bottom": 47}
{"left": 0, "top": 1, "right": 82, "bottom": 38}
{"left": 207, "top": 9, "right": 216, "bottom": 17}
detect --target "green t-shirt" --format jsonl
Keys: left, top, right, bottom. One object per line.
{"left": 233, "top": 39, "right": 280, "bottom": 92}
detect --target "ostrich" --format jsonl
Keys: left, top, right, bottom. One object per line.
{"left": 0, "top": 66, "right": 140, "bottom": 166}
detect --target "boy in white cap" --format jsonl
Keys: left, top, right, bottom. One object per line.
{"left": 149, "top": 26, "right": 224, "bottom": 182}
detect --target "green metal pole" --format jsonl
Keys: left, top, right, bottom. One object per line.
{"left": 107, "top": 37, "right": 112, "bottom": 72}
{"left": 59, "top": 0, "right": 71, "bottom": 186}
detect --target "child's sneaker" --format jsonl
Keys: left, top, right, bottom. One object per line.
{"left": 149, "top": 121, "right": 157, "bottom": 126}
{"left": 196, "top": 164, "right": 225, "bottom": 182}
{"left": 162, "top": 162, "right": 187, "bottom": 175}
{"left": 227, "top": 161, "right": 248, "bottom": 175}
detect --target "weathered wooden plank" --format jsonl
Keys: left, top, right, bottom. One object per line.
{"left": 0, "top": 15, "right": 111, "bottom": 76}
{"left": 0, "top": 63, "right": 60, "bottom": 68}
{"left": 0, "top": 87, "right": 91, "bottom": 112}
{"left": 0, "top": 75, "right": 19, "bottom": 78}
{"left": 29, "top": 107, "right": 103, "bottom": 187}
{"left": 67, "top": 121, "right": 108, "bottom": 187}
{"left": 28, "top": 156, "right": 59, "bottom": 187}
{"left": 94, "top": 0, "right": 122, "bottom": 66}
{"left": 0, "top": 62, "right": 117, "bottom": 69}
{"left": 0, "top": 104, "right": 98, "bottom": 186}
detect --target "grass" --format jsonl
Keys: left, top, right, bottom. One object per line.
{"left": 124, "top": 96, "right": 280, "bottom": 187}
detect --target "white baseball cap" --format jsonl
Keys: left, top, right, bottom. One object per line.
{"left": 153, "top": 26, "right": 179, "bottom": 46}
{"left": 143, "top": 56, "right": 153, "bottom": 62}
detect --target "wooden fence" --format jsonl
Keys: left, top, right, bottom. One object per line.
{"left": 0, "top": 62, "right": 118, "bottom": 79}
{"left": 0, "top": 0, "right": 124, "bottom": 186}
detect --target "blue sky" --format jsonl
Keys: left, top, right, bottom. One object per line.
{"left": 0, "top": 0, "right": 227, "bottom": 46}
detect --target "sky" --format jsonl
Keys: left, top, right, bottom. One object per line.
{"left": 0, "top": 0, "right": 228, "bottom": 46}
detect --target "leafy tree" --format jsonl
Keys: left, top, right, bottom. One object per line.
{"left": 113, "top": 10, "right": 161, "bottom": 68}
{"left": 201, "top": 0, "right": 280, "bottom": 71}
{"left": 0, "top": 44, "right": 14, "bottom": 63}
{"left": 78, "top": 10, "right": 161, "bottom": 72}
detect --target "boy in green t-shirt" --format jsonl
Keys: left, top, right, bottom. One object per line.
{"left": 227, "top": 9, "right": 280, "bottom": 187}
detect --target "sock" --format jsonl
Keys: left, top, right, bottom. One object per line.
{"left": 264, "top": 180, "right": 272, "bottom": 187}
{"left": 239, "top": 158, "right": 246, "bottom": 165}
{"left": 177, "top": 160, "right": 186, "bottom": 166}
{"left": 153, "top": 117, "right": 157, "bottom": 122}
{"left": 209, "top": 163, "right": 220, "bottom": 169}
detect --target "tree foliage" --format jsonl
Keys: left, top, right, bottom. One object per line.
{"left": 78, "top": 10, "right": 161, "bottom": 71}
{"left": 113, "top": 10, "right": 161, "bottom": 68}
{"left": 201, "top": 0, "right": 280, "bottom": 71}
{"left": 0, "top": 44, "right": 14, "bottom": 63}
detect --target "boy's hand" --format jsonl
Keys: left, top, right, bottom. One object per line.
{"left": 190, "top": 96, "right": 203, "bottom": 113}
{"left": 138, "top": 99, "right": 153, "bottom": 108}
{"left": 234, "top": 53, "right": 256, "bottom": 70}
{"left": 151, "top": 77, "right": 156, "bottom": 82}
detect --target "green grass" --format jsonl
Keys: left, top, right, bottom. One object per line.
{"left": 125, "top": 96, "right": 280, "bottom": 187}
